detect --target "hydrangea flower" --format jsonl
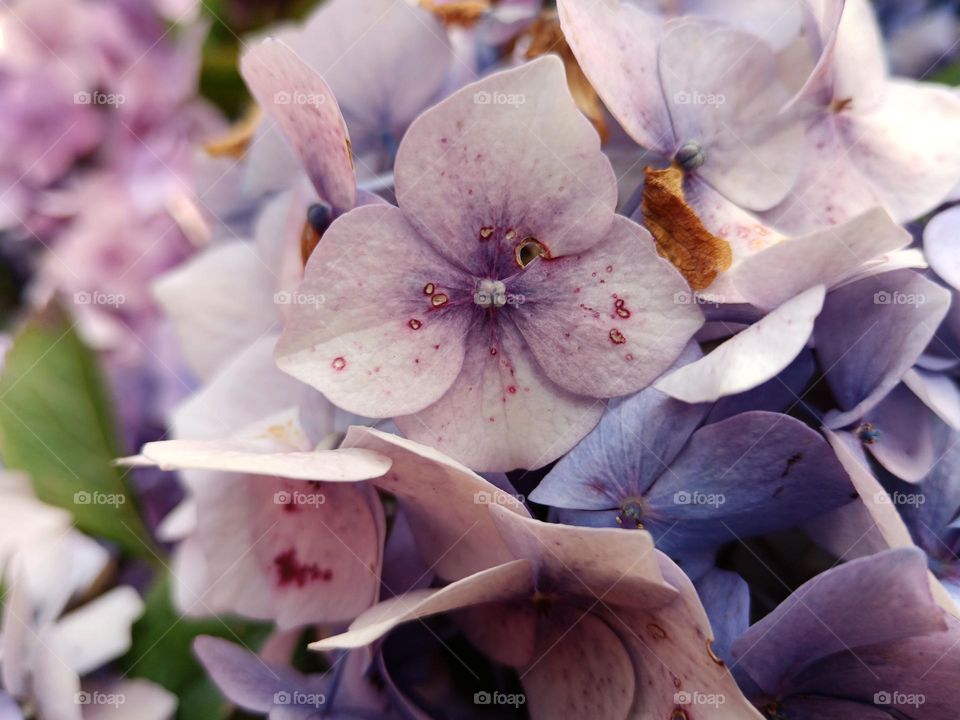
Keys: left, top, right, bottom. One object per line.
{"left": 731, "top": 548, "right": 960, "bottom": 719}
{"left": 273, "top": 56, "right": 702, "bottom": 471}
{"left": 529, "top": 382, "right": 853, "bottom": 570}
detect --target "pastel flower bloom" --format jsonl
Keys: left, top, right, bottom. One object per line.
{"left": 732, "top": 548, "right": 960, "bottom": 719}
{"left": 530, "top": 384, "right": 853, "bottom": 569}
{"left": 274, "top": 56, "right": 702, "bottom": 471}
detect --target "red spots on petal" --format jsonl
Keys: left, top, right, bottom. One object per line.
{"left": 606, "top": 265, "right": 613, "bottom": 272}
{"left": 431, "top": 293, "right": 449, "bottom": 307}
{"left": 507, "top": 385, "right": 517, "bottom": 394}
{"left": 573, "top": 287, "right": 581, "bottom": 294}
{"left": 479, "top": 226, "right": 494, "bottom": 240}
{"left": 646, "top": 623, "right": 667, "bottom": 640}
{"left": 625, "top": 353, "right": 634, "bottom": 361}
{"left": 489, "top": 347, "right": 498, "bottom": 356}
{"left": 434, "top": 344, "right": 441, "bottom": 350}
{"left": 408, "top": 319, "right": 422, "bottom": 330}
{"left": 615, "top": 298, "right": 631, "bottom": 319}
{"left": 609, "top": 329, "right": 626, "bottom": 345}
{"left": 423, "top": 283, "right": 435, "bottom": 296}
{"left": 332, "top": 357, "right": 346, "bottom": 371}
{"left": 273, "top": 549, "right": 333, "bottom": 587}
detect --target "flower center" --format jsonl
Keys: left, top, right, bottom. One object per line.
{"left": 616, "top": 496, "right": 645, "bottom": 529}
{"left": 475, "top": 278, "right": 508, "bottom": 308}
{"left": 674, "top": 140, "right": 706, "bottom": 171}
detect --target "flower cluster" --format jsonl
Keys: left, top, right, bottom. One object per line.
{"left": 2, "top": 0, "right": 960, "bottom": 718}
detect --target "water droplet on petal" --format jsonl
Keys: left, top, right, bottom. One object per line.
{"left": 423, "top": 283, "right": 435, "bottom": 296}
{"left": 331, "top": 357, "right": 346, "bottom": 371}
{"left": 431, "top": 293, "right": 449, "bottom": 307}
{"left": 614, "top": 298, "right": 632, "bottom": 319}
{"left": 479, "top": 226, "right": 494, "bottom": 240}
{"left": 609, "top": 328, "right": 626, "bottom": 344}
{"left": 505, "top": 228, "right": 517, "bottom": 241}
{"left": 408, "top": 319, "right": 422, "bottom": 330}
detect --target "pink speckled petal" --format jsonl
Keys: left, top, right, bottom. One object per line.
{"left": 396, "top": 321, "right": 602, "bottom": 472}
{"left": 727, "top": 208, "right": 911, "bottom": 310}
{"left": 341, "top": 426, "right": 530, "bottom": 581}
{"left": 511, "top": 216, "right": 703, "bottom": 398}
{"left": 842, "top": 80, "right": 960, "bottom": 223}
{"left": 275, "top": 203, "right": 472, "bottom": 418}
{"left": 605, "top": 555, "right": 762, "bottom": 719}
{"left": 394, "top": 56, "right": 617, "bottom": 269}
{"left": 522, "top": 609, "right": 635, "bottom": 720}
{"left": 557, "top": 0, "right": 671, "bottom": 151}
{"left": 240, "top": 39, "right": 356, "bottom": 215}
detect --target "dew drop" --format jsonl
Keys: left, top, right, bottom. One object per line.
{"left": 609, "top": 328, "right": 626, "bottom": 345}
{"left": 614, "top": 298, "right": 631, "bottom": 319}
{"left": 423, "top": 282, "right": 435, "bottom": 296}
{"left": 505, "top": 228, "right": 517, "bottom": 241}
{"left": 331, "top": 357, "right": 346, "bottom": 371}
{"left": 408, "top": 319, "right": 422, "bottom": 330}
{"left": 479, "top": 226, "right": 494, "bottom": 240}
{"left": 431, "top": 293, "right": 449, "bottom": 307}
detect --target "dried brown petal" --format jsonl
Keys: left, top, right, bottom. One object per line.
{"left": 641, "top": 165, "right": 732, "bottom": 291}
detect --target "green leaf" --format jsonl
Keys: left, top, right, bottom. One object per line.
{"left": 121, "top": 572, "right": 272, "bottom": 720}
{"left": 0, "top": 303, "right": 156, "bottom": 558}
